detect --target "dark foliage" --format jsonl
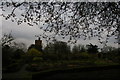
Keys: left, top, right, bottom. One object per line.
{"left": 44, "top": 41, "right": 71, "bottom": 60}
{"left": 28, "top": 44, "right": 43, "bottom": 52}
{"left": 1, "top": 34, "right": 26, "bottom": 73}
{"left": 28, "top": 44, "right": 35, "bottom": 50}
{"left": 86, "top": 43, "right": 98, "bottom": 54}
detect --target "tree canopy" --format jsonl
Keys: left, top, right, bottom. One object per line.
{"left": 1, "top": 1, "right": 120, "bottom": 44}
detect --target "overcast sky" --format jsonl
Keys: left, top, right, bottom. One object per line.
{"left": 1, "top": 1, "right": 118, "bottom": 49}
{"left": 2, "top": 17, "right": 118, "bottom": 49}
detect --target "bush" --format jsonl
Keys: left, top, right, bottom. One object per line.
{"left": 33, "top": 57, "right": 43, "bottom": 62}
{"left": 26, "top": 48, "right": 43, "bottom": 62}
{"left": 27, "top": 48, "right": 43, "bottom": 57}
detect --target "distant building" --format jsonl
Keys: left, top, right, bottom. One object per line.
{"left": 35, "top": 37, "right": 42, "bottom": 46}
{"left": 28, "top": 37, "right": 43, "bottom": 52}
{"left": 35, "top": 37, "right": 42, "bottom": 52}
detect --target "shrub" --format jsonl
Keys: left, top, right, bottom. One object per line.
{"left": 27, "top": 48, "right": 43, "bottom": 57}
{"left": 26, "top": 48, "right": 43, "bottom": 62}
{"left": 33, "top": 57, "right": 43, "bottom": 62}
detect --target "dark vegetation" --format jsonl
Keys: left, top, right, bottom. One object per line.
{"left": 2, "top": 33, "right": 26, "bottom": 73}
{"left": 2, "top": 33, "right": 120, "bottom": 79}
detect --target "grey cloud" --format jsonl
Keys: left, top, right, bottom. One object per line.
{"left": 2, "top": 18, "right": 44, "bottom": 39}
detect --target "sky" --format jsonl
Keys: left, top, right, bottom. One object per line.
{"left": 2, "top": 18, "right": 118, "bottom": 49}
{"left": 1, "top": 1, "right": 118, "bottom": 49}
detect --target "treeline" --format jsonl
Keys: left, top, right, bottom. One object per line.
{"left": 26, "top": 41, "right": 120, "bottom": 71}
{"left": 42, "top": 41, "right": 98, "bottom": 61}
{"left": 1, "top": 33, "right": 120, "bottom": 72}
{"left": 41, "top": 41, "right": 119, "bottom": 61}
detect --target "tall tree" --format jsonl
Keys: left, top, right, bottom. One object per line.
{"left": 44, "top": 41, "right": 71, "bottom": 60}
{"left": 44, "top": 41, "right": 71, "bottom": 54}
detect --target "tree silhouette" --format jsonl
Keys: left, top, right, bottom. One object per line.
{"left": 1, "top": 33, "right": 14, "bottom": 47}
{"left": 1, "top": 1, "right": 120, "bottom": 44}
{"left": 86, "top": 43, "right": 98, "bottom": 54}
